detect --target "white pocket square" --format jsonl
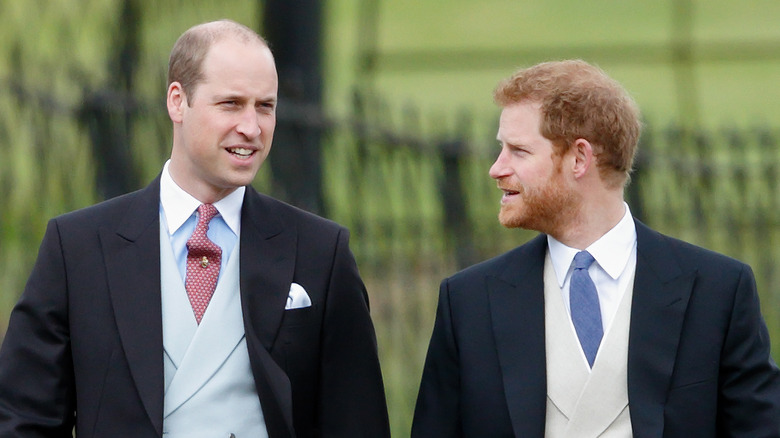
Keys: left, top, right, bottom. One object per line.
{"left": 285, "top": 282, "right": 312, "bottom": 310}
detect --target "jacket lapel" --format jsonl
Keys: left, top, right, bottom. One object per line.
{"left": 627, "top": 221, "right": 696, "bottom": 437}
{"left": 240, "top": 188, "right": 296, "bottom": 351}
{"left": 239, "top": 188, "right": 297, "bottom": 438}
{"left": 100, "top": 179, "right": 164, "bottom": 436}
{"left": 488, "top": 234, "right": 548, "bottom": 438}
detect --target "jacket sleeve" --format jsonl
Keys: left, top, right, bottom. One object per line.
{"left": 411, "top": 278, "right": 463, "bottom": 438}
{"left": 317, "top": 228, "right": 390, "bottom": 437}
{"left": 0, "top": 219, "right": 76, "bottom": 436}
{"left": 717, "top": 263, "right": 780, "bottom": 435}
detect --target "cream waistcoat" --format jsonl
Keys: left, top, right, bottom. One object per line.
{"left": 544, "top": 252, "right": 635, "bottom": 437}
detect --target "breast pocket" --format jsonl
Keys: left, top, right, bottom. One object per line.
{"left": 282, "top": 304, "right": 318, "bottom": 328}
{"left": 279, "top": 304, "right": 323, "bottom": 386}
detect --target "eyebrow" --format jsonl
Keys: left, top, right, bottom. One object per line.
{"left": 213, "top": 94, "right": 277, "bottom": 105}
{"left": 257, "top": 96, "right": 277, "bottom": 105}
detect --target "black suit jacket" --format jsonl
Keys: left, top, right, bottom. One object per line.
{"left": 0, "top": 178, "right": 390, "bottom": 437}
{"left": 412, "top": 220, "right": 780, "bottom": 437}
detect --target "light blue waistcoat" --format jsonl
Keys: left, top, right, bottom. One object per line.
{"left": 160, "top": 223, "right": 268, "bottom": 438}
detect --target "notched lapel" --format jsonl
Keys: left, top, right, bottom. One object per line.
{"left": 238, "top": 190, "right": 297, "bottom": 438}
{"left": 239, "top": 191, "right": 296, "bottom": 352}
{"left": 101, "top": 182, "right": 164, "bottom": 436}
{"left": 627, "top": 222, "right": 696, "bottom": 437}
{"left": 488, "top": 235, "right": 548, "bottom": 438}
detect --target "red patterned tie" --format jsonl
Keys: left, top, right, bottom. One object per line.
{"left": 185, "top": 204, "right": 222, "bottom": 324}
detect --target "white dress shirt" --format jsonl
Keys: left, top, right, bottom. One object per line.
{"left": 547, "top": 202, "right": 638, "bottom": 334}
{"left": 159, "top": 160, "right": 244, "bottom": 282}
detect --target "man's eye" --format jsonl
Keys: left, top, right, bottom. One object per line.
{"left": 217, "top": 100, "right": 242, "bottom": 108}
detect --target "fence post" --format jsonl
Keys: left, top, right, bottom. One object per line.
{"left": 79, "top": 0, "right": 141, "bottom": 199}
{"left": 263, "top": 0, "right": 325, "bottom": 214}
{"left": 627, "top": 126, "right": 650, "bottom": 223}
{"left": 438, "top": 137, "right": 477, "bottom": 269}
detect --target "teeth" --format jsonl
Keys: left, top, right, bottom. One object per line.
{"left": 229, "top": 147, "right": 253, "bottom": 157}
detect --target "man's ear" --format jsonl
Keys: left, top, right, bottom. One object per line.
{"left": 166, "top": 82, "right": 186, "bottom": 123}
{"left": 571, "top": 138, "right": 594, "bottom": 179}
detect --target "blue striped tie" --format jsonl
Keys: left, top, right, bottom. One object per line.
{"left": 570, "top": 251, "right": 603, "bottom": 367}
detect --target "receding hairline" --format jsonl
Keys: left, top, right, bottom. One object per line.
{"left": 167, "top": 19, "right": 273, "bottom": 100}
{"left": 184, "top": 19, "right": 269, "bottom": 48}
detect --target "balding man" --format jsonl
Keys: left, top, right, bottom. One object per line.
{"left": 0, "top": 20, "right": 390, "bottom": 438}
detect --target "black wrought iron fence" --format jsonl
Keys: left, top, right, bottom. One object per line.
{"left": 2, "top": 82, "right": 780, "bottom": 437}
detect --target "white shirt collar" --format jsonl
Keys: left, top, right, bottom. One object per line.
{"left": 547, "top": 202, "right": 637, "bottom": 287}
{"left": 159, "top": 160, "right": 245, "bottom": 236}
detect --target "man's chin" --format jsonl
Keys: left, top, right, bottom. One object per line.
{"left": 498, "top": 207, "right": 554, "bottom": 233}
{"left": 498, "top": 209, "right": 527, "bottom": 229}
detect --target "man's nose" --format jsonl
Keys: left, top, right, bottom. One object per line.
{"left": 489, "top": 150, "right": 511, "bottom": 179}
{"left": 236, "top": 108, "right": 261, "bottom": 139}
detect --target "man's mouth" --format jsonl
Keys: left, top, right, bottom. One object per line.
{"left": 227, "top": 147, "right": 255, "bottom": 159}
{"left": 498, "top": 186, "right": 521, "bottom": 203}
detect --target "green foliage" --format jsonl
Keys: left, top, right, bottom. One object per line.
{"left": 2, "top": 2, "right": 780, "bottom": 437}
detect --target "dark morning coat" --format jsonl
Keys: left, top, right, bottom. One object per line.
{"left": 412, "top": 220, "right": 780, "bottom": 437}
{"left": 0, "top": 177, "right": 391, "bottom": 438}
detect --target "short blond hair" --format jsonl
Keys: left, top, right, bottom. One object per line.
{"left": 167, "top": 19, "right": 269, "bottom": 104}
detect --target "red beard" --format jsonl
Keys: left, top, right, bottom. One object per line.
{"left": 498, "top": 168, "right": 581, "bottom": 237}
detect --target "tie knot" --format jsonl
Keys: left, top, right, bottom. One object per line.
{"left": 188, "top": 204, "right": 220, "bottom": 254}
{"left": 573, "top": 251, "right": 595, "bottom": 270}
{"left": 197, "top": 204, "right": 218, "bottom": 225}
